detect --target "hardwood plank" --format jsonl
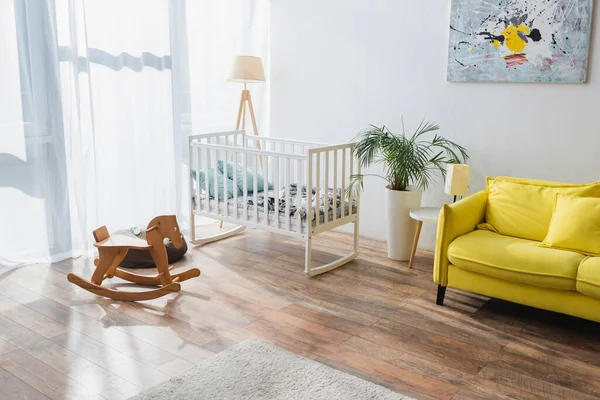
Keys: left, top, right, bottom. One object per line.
{"left": 478, "top": 363, "right": 598, "bottom": 400}
{"left": 316, "top": 344, "right": 460, "bottom": 400}
{"left": 495, "top": 352, "right": 600, "bottom": 398}
{"left": 94, "top": 300, "right": 220, "bottom": 347}
{"left": 99, "top": 382, "right": 141, "bottom": 400}
{"left": 0, "top": 294, "right": 70, "bottom": 339}
{"left": 0, "top": 350, "right": 103, "bottom": 400}
{"left": 220, "top": 325, "right": 320, "bottom": 360}
{"left": 259, "top": 309, "right": 352, "bottom": 345}
{"left": 513, "top": 322, "right": 600, "bottom": 368}
{"left": 279, "top": 303, "right": 376, "bottom": 335}
{"left": 368, "top": 319, "right": 499, "bottom": 366}
{"left": 0, "top": 337, "right": 17, "bottom": 356}
{"left": 24, "top": 338, "right": 125, "bottom": 395}
{"left": 202, "top": 337, "right": 238, "bottom": 353}
{"left": 0, "top": 366, "right": 50, "bottom": 400}
{"left": 357, "top": 325, "right": 484, "bottom": 375}
{"left": 331, "top": 267, "right": 428, "bottom": 296}
{"left": 503, "top": 341, "right": 600, "bottom": 379}
{"left": 51, "top": 331, "right": 169, "bottom": 388}
{"left": 316, "top": 356, "right": 439, "bottom": 400}
{"left": 156, "top": 358, "right": 194, "bottom": 377}
{"left": 113, "top": 322, "right": 216, "bottom": 364}
{"left": 0, "top": 315, "right": 56, "bottom": 352}
{"left": 450, "top": 388, "right": 503, "bottom": 400}
{"left": 242, "top": 318, "right": 336, "bottom": 354}
{"left": 342, "top": 336, "right": 542, "bottom": 400}
{"left": 386, "top": 304, "right": 507, "bottom": 351}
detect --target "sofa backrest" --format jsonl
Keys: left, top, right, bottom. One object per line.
{"left": 485, "top": 177, "right": 600, "bottom": 242}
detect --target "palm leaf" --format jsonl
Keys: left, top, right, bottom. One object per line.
{"left": 351, "top": 118, "right": 468, "bottom": 192}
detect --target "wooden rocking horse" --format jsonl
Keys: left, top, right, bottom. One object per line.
{"left": 67, "top": 215, "right": 200, "bottom": 301}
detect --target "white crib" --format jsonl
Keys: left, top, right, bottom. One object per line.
{"left": 188, "top": 130, "right": 360, "bottom": 276}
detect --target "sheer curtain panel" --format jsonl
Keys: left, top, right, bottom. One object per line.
{"left": 0, "top": 0, "right": 269, "bottom": 271}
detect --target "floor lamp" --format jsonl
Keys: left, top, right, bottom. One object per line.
{"left": 220, "top": 56, "right": 265, "bottom": 229}
{"left": 228, "top": 55, "right": 265, "bottom": 147}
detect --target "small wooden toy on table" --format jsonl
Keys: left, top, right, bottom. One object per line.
{"left": 67, "top": 215, "right": 200, "bottom": 301}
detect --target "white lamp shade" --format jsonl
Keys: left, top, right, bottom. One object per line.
{"left": 444, "top": 164, "right": 470, "bottom": 196}
{"left": 227, "top": 55, "right": 265, "bottom": 83}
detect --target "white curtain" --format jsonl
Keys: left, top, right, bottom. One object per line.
{"left": 0, "top": 0, "right": 269, "bottom": 271}
{"left": 186, "top": 1, "right": 270, "bottom": 133}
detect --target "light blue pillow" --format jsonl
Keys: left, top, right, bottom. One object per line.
{"left": 217, "top": 160, "right": 274, "bottom": 193}
{"left": 190, "top": 168, "right": 236, "bottom": 199}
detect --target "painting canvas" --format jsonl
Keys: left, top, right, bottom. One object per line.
{"left": 447, "top": 0, "right": 594, "bottom": 83}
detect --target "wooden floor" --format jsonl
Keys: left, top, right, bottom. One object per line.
{"left": 1, "top": 228, "right": 600, "bottom": 400}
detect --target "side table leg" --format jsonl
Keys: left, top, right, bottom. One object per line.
{"left": 408, "top": 220, "right": 423, "bottom": 268}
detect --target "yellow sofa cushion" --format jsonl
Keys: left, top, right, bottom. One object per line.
{"left": 448, "top": 230, "right": 583, "bottom": 291}
{"left": 484, "top": 177, "right": 600, "bottom": 241}
{"left": 576, "top": 257, "right": 600, "bottom": 300}
{"left": 540, "top": 195, "right": 600, "bottom": 255}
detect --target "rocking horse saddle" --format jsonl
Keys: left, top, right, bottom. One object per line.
{"left": 110, "top": 228, "right": 188, "bottom": 268}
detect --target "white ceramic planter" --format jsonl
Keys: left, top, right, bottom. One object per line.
{"left": 385, "top": 186, "right": 422, "bottom": 260}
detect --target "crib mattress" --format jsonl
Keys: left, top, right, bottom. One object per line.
{"left": 192, "top": 183, "right": 356, "bottom": 228}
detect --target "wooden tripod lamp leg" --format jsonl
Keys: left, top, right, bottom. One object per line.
{"left": 246, "top": 91, "right": 263, "bottom": 166}
{"left": 235, "top": 90, "right": 245, "bottom": 130}
{"left": 246, "top": 92, "right": 259, "bottom": 145}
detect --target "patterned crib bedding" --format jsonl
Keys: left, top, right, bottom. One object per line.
{"left": 192, "top": 183, "right": 357, "bottom": 227}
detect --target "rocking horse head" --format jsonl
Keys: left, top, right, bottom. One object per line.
{"left": 146, "top": 215, "right": 184, "bottom": 249}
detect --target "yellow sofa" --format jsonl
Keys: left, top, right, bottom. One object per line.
{"left": 433, "top": 177, "right": 600, "bottom": 323}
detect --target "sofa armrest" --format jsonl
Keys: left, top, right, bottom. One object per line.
{"left": 434, "top": 190, "right": 488, "bottom": 286}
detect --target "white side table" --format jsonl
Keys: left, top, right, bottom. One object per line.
{"left": 408, "top": 207, "right": 441, "bottom": 268}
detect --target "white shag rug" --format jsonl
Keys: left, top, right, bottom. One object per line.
{"left": 130, "top": 339, "right": 413, "bottom": 400}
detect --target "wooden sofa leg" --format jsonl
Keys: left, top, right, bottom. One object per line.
{"left": 436, "top": 285, "right": 447, "bottom": 306}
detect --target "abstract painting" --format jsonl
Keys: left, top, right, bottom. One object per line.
{"left": 447, "top": 0, "right": 594, "bottom": 83}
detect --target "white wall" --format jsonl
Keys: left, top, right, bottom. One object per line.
{"left": 270, "top": 0, "right": 600, "bottom": 250}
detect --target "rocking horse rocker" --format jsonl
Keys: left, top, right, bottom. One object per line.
{"left": 67, "top": 215, "right": 200, "bottom": 301}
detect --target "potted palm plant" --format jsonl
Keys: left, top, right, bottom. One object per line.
{"left": 350, "top": 120, "right": 468, "bottom": 260}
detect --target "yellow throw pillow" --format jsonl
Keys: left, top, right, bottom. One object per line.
{"left": 485, "top": 177, "right": 600, "bottom": 241}
{"left": 540, "top": 195, "right": 600, "bottom": 255}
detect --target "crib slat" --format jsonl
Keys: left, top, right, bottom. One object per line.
{"left": 214, "top": 149, "right": 219, "bottom": 212}
{"left": 243, "top": 152, "right": 248, "bottom": 222}
{"left": 195, "top": 147, "right": 200, "bottom": 212}
{"left": 205, "top": 146, "right": 211, "bottom": 213}
{"left": 253, "top": 153, "right": 259, "bottom": 223}
{"left": 263, "top": 154, "right": 269, "bottom": 227}
{"left": 341, "top": 148, "right": 346, "bottom": 217}
{"left": 233, "top": 150, "right": 238, "bottom": 219}
{"left": 307, "top": 153, "right": 313, "bottom": 233}
{"left": 355, "top": 146, "right": 360, "bottom": 219}
{"left": 297, "top": 159, "right": 302, "bottom": 233}
{"left": 223, "top": 149, "right": 228, "bottom": 220}
{"left": 274, "top": 156, "right": 280, "bottom": 228}
{"left": 315, "top": 152, "right": 320, "bottom": 228}
{"left": 285, "top": 158, "right": 291, "bottom": 231}
{"left": 298, "top": 146, "right": 304, "bottom": 190}
{"left": 333, "top": 149, "right": 338, "bottom": 221}
{"left": 324, "top": 151, "right": 329, "bottom": 223}
{"left": 349, "top": 148, "right": 354, "bottom": 216}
